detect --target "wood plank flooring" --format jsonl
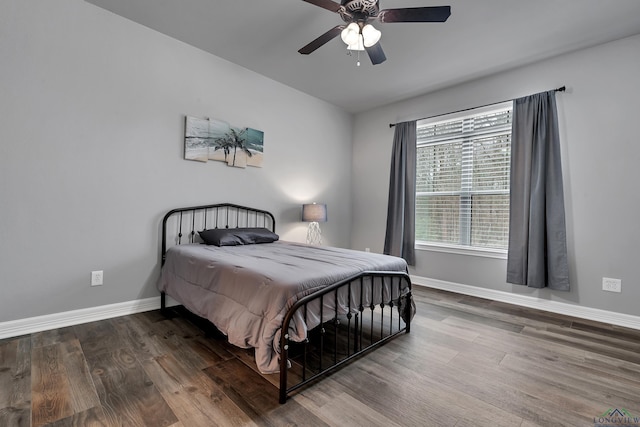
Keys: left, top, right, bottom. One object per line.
{"left": 1, "top": 286, "right": 640, "bottom": 426}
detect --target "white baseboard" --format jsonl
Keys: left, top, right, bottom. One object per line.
{"left": 0, "top": 297, "right": 166, "bottom": 340}
{"left": 2, "top": 280, "right": 638, "bottom": 341}
{"left": 411, "top": 275, "right": 640, "bottom": 331}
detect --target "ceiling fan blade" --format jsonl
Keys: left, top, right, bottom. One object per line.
{"left": 365, "top": 43, "right": 386, "bottom": 65}
{"left": 298, "top": 26, "right": 344, "bottom": 55}
{"left": 301, "top": 0, "right": 342, "bottom": 13}
{"left": 378, "top": 6, "right": 451, "bottom": 23}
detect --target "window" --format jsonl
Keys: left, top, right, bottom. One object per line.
{"left": 415, "top": 102, "right": 512, "bottom": 253}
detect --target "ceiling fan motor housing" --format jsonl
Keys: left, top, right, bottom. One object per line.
{"left": 340, "top": 0, "right": 379, "bottom": 21}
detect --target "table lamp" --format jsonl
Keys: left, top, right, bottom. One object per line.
{"left": 302, "top": 203, "right": 327, "bottom": 245}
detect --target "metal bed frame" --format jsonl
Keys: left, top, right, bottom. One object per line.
{"left": 159, "top": 203, "right": 412, "bottom": 403}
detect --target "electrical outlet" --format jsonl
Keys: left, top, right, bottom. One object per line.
{"left": 602, "top": 277, "right": 621, "bottom": 293}
{"left": 91, "top": 270, "right": 103, "bottom": 286}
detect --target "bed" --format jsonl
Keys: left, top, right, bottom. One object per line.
{"left": 157, "top": 203, "right": 413, "bottom": 403}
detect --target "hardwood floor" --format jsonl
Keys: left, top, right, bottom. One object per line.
{"left": 1, "top": 286, "right": 639, "bottom": 426}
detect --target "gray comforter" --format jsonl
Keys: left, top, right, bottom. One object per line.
{"left": 157, "top": 241, "right": 409, "bottom": 373}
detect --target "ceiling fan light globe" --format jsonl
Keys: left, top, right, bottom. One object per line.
{"left": 347, "top": 37, "right": 365, "bottom": 51}
{"left": 341, "top": 22, "right": 360, "bottom": 46}
{"left": 362, "top": 24, "right": 381, "bottom": 47}
{"left": 340, "top": 28, "right": 349, "bottom": 44}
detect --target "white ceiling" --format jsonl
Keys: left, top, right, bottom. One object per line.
{"left": 85, "top": 0, "right": 640, "bottom": 113}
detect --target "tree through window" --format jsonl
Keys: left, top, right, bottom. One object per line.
{"left": 415, "top": 102, "right": 512, "bottom": 250}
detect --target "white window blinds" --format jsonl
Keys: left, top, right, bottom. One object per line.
{"left": 416, "top": 102, "right": 512, "bottom": 250}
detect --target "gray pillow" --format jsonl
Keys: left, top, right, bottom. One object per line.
{"left": 199, "top": 227, "right": 279, "bottom": 246}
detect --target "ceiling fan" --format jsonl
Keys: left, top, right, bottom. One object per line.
{"left": 299, "top": 0, "right": 451, "bottom": 65}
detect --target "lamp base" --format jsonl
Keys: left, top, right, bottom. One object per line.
{"left": 306, "top": 222, "right": 322, "bottom": 245}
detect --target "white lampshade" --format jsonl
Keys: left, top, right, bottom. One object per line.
{"left": 361, "top": 24, "right": 381, "bottom": 47}
{"left": 340, "top": 23, "right": 360, "bottom": 47}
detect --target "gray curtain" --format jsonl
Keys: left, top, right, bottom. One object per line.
{"left": 384, "top": 121, "right": 416, "bottom": 265}
{"left": 507, "top": 90, "right": 569, "bottom": 290}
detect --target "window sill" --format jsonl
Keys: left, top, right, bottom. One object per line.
{"left": 415, "top": 242, "right": 507, "bottom": 260}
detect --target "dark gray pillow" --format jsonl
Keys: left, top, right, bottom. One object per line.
{"left": 199, "top": 227, "right": 279, "bottom": 246}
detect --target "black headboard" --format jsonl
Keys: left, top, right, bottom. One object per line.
{"left": 161, "top": 203, "right": 276, "bottom": 265}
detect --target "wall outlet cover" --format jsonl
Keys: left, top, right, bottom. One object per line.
{"left": 91, "top": 270, "right": 103, "bottom": 286}
{"left": 602, "top": 277, "right": 621, "bottom": 293}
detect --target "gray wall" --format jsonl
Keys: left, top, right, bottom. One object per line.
{"left": 352, "top": 34, "right": 640, "bottom": 317}
{"left": 0, "top": 0, "right": 353, "bottom": 322}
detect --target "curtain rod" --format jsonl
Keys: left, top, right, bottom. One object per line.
{"left": 389, "top": 86, "right": 566, "bottom": 128}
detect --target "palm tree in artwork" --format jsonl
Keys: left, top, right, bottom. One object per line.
{"left": 227, "top": 128, "right": 253, "bottom": 167}
{"left": 212, "top": 137, "right": 233, "bottom": 162}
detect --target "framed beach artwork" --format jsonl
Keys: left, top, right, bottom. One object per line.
{"left": 184, "top": 116, "right": 264, "bottom": 168}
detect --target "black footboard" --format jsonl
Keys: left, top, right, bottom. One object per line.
{"left": 278, "top": 270, "right": 412, "bottom": 403}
